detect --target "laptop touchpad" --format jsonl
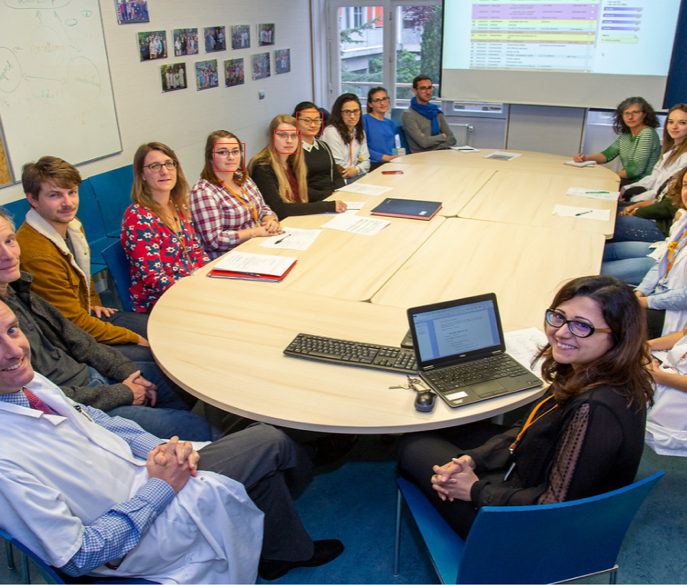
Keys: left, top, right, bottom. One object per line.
{"left": 471, "top": 381, "right": 505, "bottom": 398}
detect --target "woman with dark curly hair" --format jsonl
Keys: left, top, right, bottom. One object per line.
{"left": 574, "top": 97, "right": 661, "bottom": 186}
{"left": 322, "top": 93, "right": 370, "bottom": 183}
{"left": 398, "top": 275, "right": 652, "bottom": 539}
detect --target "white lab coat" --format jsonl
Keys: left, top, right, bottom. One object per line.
{"left": 0, "top": 374, "right": 263, "bottom": 584}
{"left": 646, "top": 337, "right": 687, "bottom": 457}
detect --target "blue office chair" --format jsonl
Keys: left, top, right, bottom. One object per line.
{"left": 396, "top": 126, "right": 410, "bottom": 152}
{"left": 394, "top": 471, "right": 664, "bottom": 584}
{"left": 101, "top": 240, "right": 133, "bottom": 312}
{"left": 77, "top": 179, "right": 109, "bottom": 276}
{"left": 1, "top": 527, "right": 158, "bottom": 584}
{"left": 1, "top": 198, "right": 30, "bottom": 227}
{"left": 88, "top": 165, "right": 134, "bottom": 238}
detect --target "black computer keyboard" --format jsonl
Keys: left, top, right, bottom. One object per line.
{"left": 284, "top": 333, "right": 418, "bottom": 373}
{"left": 423, "top": 354, "right": 530, "bottom": 391}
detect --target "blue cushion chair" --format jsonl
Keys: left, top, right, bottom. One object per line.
{"left": 101, "top": 240, "right": 132, "bottom": 312}
{"left": 1, "top": 198, "right": 30, "bottom": 227}
{"left": 88, "top": 165, "right": 134, "bottom": 238}
{"left": 396, "top": 126, "right": 410, "bottom": 152}
{"left": 0, "top": 526, "right": 158, "bottom": 584}
{"left": 76, "top": 179, "right": 109, "bottom": 276}
{"left": 394, "top": 471, "right": 664, "bottom": 584}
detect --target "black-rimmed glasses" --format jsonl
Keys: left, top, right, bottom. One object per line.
{"left": 545, "top": 309, "right": 612, "bottom": 338}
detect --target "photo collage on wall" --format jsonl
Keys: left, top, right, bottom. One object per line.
{"left": 117, "top": 3, "right": 292, "bottom": 94}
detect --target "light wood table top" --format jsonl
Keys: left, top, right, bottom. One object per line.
{"left": 196, "top": 213, "right": 445, "bottom": 302}
{"left": 149, "top": 279, "right": 543, "bottom": 434}
{"left": 371, "top": 219, "right": 606, "bottom": 332}
{"left": 458, "top": 169, "right": 618, "bottom": 237}
{"left": 393, "top": 149, "right": 621, "bottom": 181}
{"left": 346, "top": 163, "right": 496, "bottom": 217}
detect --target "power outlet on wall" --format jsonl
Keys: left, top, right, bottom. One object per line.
{"left": 259, "top": 90, "right": 265, "bottom": 100}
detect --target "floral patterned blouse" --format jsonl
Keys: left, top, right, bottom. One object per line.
{"left": 121, "top": 203, "right": 210, "bottom": 312}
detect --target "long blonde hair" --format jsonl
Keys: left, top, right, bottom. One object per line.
{"left": 661, "top": 104, "right": 687, "bottom": 168}
{"left": 248, "top": 115, "right": 308, "bottom": 203}
{"left": 131, "top": 142, "right": 191, "bottom": 228}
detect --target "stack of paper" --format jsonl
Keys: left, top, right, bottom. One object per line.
{"left": 565, "top": 160, "right": 597, "bottom": 167}
{"left": 209, "top": 251, "right": 297, "bottom": 282}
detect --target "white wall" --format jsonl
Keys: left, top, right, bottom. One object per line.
{"left": 0, "top": 0, "right": 314, "bottom": 203}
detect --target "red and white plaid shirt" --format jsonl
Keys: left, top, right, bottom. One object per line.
{"left": 191, "top": 177, "right": 276, "bottom": 259}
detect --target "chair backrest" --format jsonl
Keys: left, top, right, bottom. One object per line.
{"left": 0, "top": 526, "right": 65, "bottom": 583}
{"left": 391, "top": 107, "right": 406, "bottom": 127}
{"left": 396, "top": 126, "right": 410, "bottom": 151}
{"left": 88, "top": 165, "right": 134, "bottom": 236}
{"left": 102, "top": 240, "right": 133, "bottom": 312}
{"left": 458, "top": 471, "right": 664, "bottom": 584}
{"left": 78, "top": 179, "right": 109, "bottom": 242}
{"left": 1, "top": 198, "right": 31, "bottom": 228}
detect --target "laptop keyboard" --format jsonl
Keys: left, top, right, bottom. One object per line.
{"left": 284, "top": 333, "right": 418, "bottom": 374}
{"left": 423, "top": 354, "right": 530, "bottom": 391}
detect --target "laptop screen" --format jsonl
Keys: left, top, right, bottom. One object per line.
{"left": 410, "top": 296, "right": 503, "bottom": 365}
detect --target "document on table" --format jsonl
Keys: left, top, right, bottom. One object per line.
{"left": 343, "top": 201, "right": 365, "bottom": 211}
{"left": 564, "top": 160, "right": 597, "bottom": 167}
{"left": 566, "top": 187, "right": 620, "bottom": 201}
{"left": 335, "top": 183, "right": 394, "bottom": 196}
{"left": 214, "top": 251, "right": 297, "bottom": 277}
{"left": 484, "top": 151, "right": 521, "bottom": 161}
{"left": 505, "top": 328, "right": 548, "bottom": 378}
{"left": 260, "top": 228, "right": 321, "bottom": 251}
{"left": 321, "top": 213, "right": 390, "bottom": 235}
{"left": 552, "top": 204, "right": 611, "bottom": 221}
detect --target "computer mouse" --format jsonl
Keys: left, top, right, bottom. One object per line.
{"left": 415, "top": 391, "right": 436, "bottom": 413}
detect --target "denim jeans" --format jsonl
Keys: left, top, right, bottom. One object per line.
{"left": 87, "top": 366, "right": 212, "bottom": 441}
{"left": 99, "top": 310, "right": 154, "bottom": 362}
{"left": 611, "top": 215, "right": 666, "bottom": 243}
{"left": 601, "top": 242, "right": 657, "bottom": 286}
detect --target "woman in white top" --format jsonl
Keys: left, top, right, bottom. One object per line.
{"left": 621, "top": 104, "right": 687, "bottom": 208}
{"left": 322, "top": 93, "right": 370, "bottom": 183}
{"left": 645, "top": 328, "right": 687, "bottom": 457}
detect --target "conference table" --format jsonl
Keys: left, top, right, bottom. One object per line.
{"left": 148, "top": 149, "right": 619, "bottom": 434}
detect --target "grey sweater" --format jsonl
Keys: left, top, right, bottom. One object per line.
{"left": 5, "top": 273, "right": 137, "bottom": 410}
{"left": 401, "top": 107, "right": 457, "bottom": 153}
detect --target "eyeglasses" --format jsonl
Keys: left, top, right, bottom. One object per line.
{"left": 342, "top": 109, "right": 361, "bottom": 116}
{"left": 215, "top": 148, "right": 241, "bottom": 158}
{"left": 275, "top": 132, "right": 299, "bottom": 140}
{"left": 299, "top": 117, "right": 321, "bottom": 125}
{"left": 623, "top": 110, "right": 644, "bottom": 118}
{"left": 371, "top": 96, "right": 389, "bottom": 104}
{"left": 416, "top": 85, "right": 433, "bottom": 91}
{"left": 144, "top": 160, "right": 177, "bottom": 173}
{"left": 545, "top": 309, "right": 612, "bottom": 338}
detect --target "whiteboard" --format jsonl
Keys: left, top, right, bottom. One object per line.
{"left": 0, "top": 0, "right": 121, "bottom": 181}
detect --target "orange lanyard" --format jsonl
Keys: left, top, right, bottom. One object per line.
{"left": 509, "top": 395, "right": 559, "bottom": 454}
{"left": 168, "top": 205, "right": 193, "bottom": 267}
{"left": 666, "top": 229, "right": 687, "bottom": 275}
{"left": 225, "top": 182, "right": 258, "bottom": 223}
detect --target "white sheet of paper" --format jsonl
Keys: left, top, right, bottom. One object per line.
{"left": 564, "top": 160, "right": 597, "bottom": 167}
{"left": 484, "top": 151, "right": 521, "bottom": 161}
{"left": 566, "top": 187, "right": 620, "bottom": 201}
{"left": 259, "top": 228, "right": 322, "bottom": 251}
{"left": 505, "top": 328, "right": 548, "bottom": 379}
{"left": 343, "top": 201, "right": 365, "bottom": 210}
{"left": 321, "top": 213, "right": 390, "bottom": 236}
{"left": 214, "top": 251, "right": 297, "bottom": 276}
{"left": 552, "top": 204, "right": 611, "bottom": 221}
{"left": 335, "top": 183, "right": 394, "bottom": 196}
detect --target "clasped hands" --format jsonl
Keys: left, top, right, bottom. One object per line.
{"left": 147, "top": 436, "right": 200, "bottom": 494}
{"left": 431, "top": 455, "right": 479, "bottom": 502}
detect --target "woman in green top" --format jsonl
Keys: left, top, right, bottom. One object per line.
{"left": 574, "top": 97, "right": 661, "bottom": 187}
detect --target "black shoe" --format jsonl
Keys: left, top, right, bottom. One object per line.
{"left": 258, "top": 539, "right": 344, "bottom": 580}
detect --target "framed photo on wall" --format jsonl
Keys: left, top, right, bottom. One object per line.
{"left": 225, "top": 58, "right": 245, "bottom": 87}
{"left": 161, "top": 63, "right": 187, "bottom": 92}
{"left": 251, "top": 52, "right": 270, "bottom": 80}
{"left": 231, "top": 25, "right": 250, "bottom": 50}
{"left": 138, "top": 30, "right": 167, "bottom": 61}
{"left": 173, "top": 28, "right": 198, "bottom": 56}
{"left": 257, "top": 23, "right": 274, "bottom": 46}
{"left": 196, "top": 59, "right": 219, "bottom": 90}
{"left": 275, "top": 49, "right": 290, "bottom": 74}
{"left": 204, "top": 26, "right": 226, "bottom": 53}
{"left": 115, "top": 0, "right": 149, "bottom": 24}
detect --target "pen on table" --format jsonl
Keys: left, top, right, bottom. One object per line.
{"left": 275, "top": 233, "right": 292, "bottom": 244}
{"left": 585, "top": 190, "right": 610, "bottom": 194}
{"left": 575, "top": 210, "right": 593, "bottom": 216}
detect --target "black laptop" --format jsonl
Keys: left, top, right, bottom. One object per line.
{"left": 407, "top": 294, "right": 542, "bottom": 408}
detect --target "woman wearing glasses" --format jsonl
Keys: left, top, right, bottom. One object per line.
{"left": 293, "top": 102, "right": 345, "bottom": 202}
{"left": 249, "top": 114, "right": 347, "bottom": 220}
{"left": 362, "top": 87, "right": 399, "bottom": 171}
{"left": 322, "top": 93, "right": 370, "bottom": 183}
{"left": 191, "top": 130, "right": 282, "bottom": 259}
{"left": 573, "top": 97, "right": 661, "bottom": 186}
{"left": 399, "top": 275, "right": 651, "bottom": 539}
{"left": 122, "top": 142, "right": 209, "bottom": 312}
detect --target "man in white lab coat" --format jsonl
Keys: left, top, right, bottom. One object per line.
{"left": 0, "top": 301, "right": 343, "bottom": 582}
